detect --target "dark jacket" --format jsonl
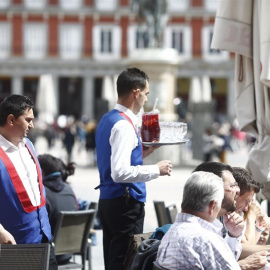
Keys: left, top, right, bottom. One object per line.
{"left": 43, "top": 174, "right": 78, "bottom": 265}
{"left": 43, "top": 174, "right": 78, "bottom": 235}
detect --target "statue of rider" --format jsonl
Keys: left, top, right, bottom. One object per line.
{"left": 131, "top": 0, "right": 168, "bottom": 48}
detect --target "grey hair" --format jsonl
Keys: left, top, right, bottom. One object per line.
{"left": 181, "top": 171, "right": 224, "bottom": 213}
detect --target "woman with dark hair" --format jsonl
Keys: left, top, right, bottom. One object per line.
{"left": 38, "top": 154, "right": 78, "bottom": 265}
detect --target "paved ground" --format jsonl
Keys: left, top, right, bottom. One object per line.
{"left": 34, "top": 136, "right": 250, "bottom": 270}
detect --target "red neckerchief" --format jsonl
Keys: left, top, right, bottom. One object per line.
{"left": 0, "top": 143, "right": 46, "bottom": 213}
{"left": 119, "top": 111, "right": 143, "bottom": 157}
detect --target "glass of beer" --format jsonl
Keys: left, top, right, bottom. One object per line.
{"left": 141, "top": 110, "right": 160, "bottom": 142}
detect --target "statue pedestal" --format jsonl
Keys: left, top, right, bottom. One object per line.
{"left": 190, "top": 101, "right": 216, "bottom": 160}
{"left": 127, "top": 48, "right": 185, "bottom": 166}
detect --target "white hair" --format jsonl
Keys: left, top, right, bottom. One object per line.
{"left": 181, "top": 171, "right": 224, "bottom": 212}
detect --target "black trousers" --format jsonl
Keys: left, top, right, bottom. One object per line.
{"left": 98, "top": 196, "right": 145, "bottom": 270}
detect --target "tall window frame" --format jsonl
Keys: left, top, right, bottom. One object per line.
{"left": 24, "top": 23, "right": 47, "bottom": 60}
{"left": 202, "top": 25, "right": 229, "bottom": 61}
{"left": 59, "top": 0, "right": 83, "bottom": 10}
{"left": 0, "top": 23, "right": 11, "bottom": 59}
{"left": 204, "top": 0, "right": 222, "bottom": 12}
{"left": 59, "top": 24, "right": 83, "bottom": 60}
{"left": 167, "top": 0, "right": 189, "bottom": 12}
{"left": 93, "top": 25, "right": 121, "bottom": 61}
{"left": 0, "top": 0, "right": 10, "bottom": 9}
{"left": 164, "top": 25, "right": 192, "bottom": 59}
{"left": 96, "top": 0, "right": 117, "bottom": 11}
{"left": 127, "top": 25, "right": 150, "bottom": 55}
{"left": 24, "top": 0, "right": 47, "bottom": 9}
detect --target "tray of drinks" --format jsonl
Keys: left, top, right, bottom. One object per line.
{"left": 142, "top": 139, "right": 189, "bottom": 146}
{"left": 140, "top": 109, "right": 188, "bottom": 146}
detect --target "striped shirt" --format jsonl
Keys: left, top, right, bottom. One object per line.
{"left": 157, "top": 213, "right": 241, "bottom": 270}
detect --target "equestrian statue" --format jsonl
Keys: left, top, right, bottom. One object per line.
{"left": 131, "top": 0, "right": 168, "bottom": 48}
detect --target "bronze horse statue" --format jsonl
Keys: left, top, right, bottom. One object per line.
{"left": 131, "top": 0, "right": 168, "bottom": 48}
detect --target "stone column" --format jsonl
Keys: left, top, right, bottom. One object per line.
{"left": 190, "top": 101, "right": 216, "bottom": 160}
{"left": 82, "top": 75, "right": 94, "bottom": 120}
{"left": 227, "top": 76, "right": 235, "bottom": 122}
{"left": 12, "top": 75, "right": 23, "bottom": 95}
{"left": 52, "top": 75, "right": 59, "bottom": 116}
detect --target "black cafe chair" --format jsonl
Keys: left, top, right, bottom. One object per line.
{"left": 53, "top": 210, "right": 96, "bottom": 270}
{"left": 0, "top": 243, "right": 50, "bottom": 270}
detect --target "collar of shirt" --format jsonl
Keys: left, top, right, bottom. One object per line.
{"left": 213, "top": 218, "right": 225, "bottom": 234}
{"left": 0, "top": 134, "right": 26, "bottom": 151}
{"left": 115, "top": 104, "right": 138, "bottom": 127}
{"left": 177, "top": 212, "right": 223, "bottom": 235}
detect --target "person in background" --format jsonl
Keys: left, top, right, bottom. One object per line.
{"left": 95, "top": 67, "right": 172, "bottom": 270}
{"left": 202, "top": 127, "right": 216, "bottom": 162}
{"left": 216, "top": 122, "right": 233, "bottom": 163}
{"left": 63, "top": 121, "right": 76, "bottom": 163}
{"left": 38, "top": 153, "right": 78, "bottom": 265}
{"left": 85, "top": 120, "right": 97, "bottom": 166}
{"left": 76, "top": 119, "right": 86, "bottom": 154}
{"left": 257, "top": 227, "right": 270, "bottom": 245}
{"left": 232, "top": 167, "right": 264, "bottom": 244}
{"left": 44, "top": 124, "right": 55, "bottom": 149}
{"left": 0, "top": 94, "right": 57, "bottom": 270}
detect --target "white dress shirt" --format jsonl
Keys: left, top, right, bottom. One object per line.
{"left": 0, "top": 135, "right": 40, "bottom": 206}
{"left": 215, "top": 217, "right": 243, "bottom": 260}
{"left": 110, "top": 104, "right": 160, "bottom": 183}
{"left": 158, "top": 213, "right": 241, "bottom": 270}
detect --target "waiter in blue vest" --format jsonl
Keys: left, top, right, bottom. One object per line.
{"left": 0, "top": 94, "right": 57, "bottom": 270}
{"left": 95, "top": 67, "right": 173, "bottom": 270}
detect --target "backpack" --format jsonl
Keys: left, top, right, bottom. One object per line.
{"left": 124, "top": 225, "right": 171, "bottom": 270}
{"left": 129, "top": 239, "right": 161, "bottom": 270}
{"left": 124, "top": 232, "right": 153, "bottom": 270}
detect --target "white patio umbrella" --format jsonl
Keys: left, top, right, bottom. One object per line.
{"left": 211, "top": 0, "right": 270, "bottom": 198}
{"left": 36, "top": 74, "right": 57, "bottom": 125}
{"left": 188, "top": 76, "right": 215, "bottom": 160}
{"left": 101, "top": 75, "right": 117, "bottom": 111}
{"left": 201, "top": 76, "right": 212, "bottom": 103}
{"left": 188, "top": 76, "right": 202, "bottom": 110}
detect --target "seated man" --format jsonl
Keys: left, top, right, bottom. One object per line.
{"left": 193, "top": 161, "right": 244, "bottom": 259}
{"left": 231, "top": 167, "right": 270, "bottom": 263}
{"left": 157, "top": 171, "right": 241, "bottom": 269}
{"left": 193, "top": 162, "right": 269, "bottom": 269}
{"left": 232, "top": 167, "right": 264, "bottom": 244}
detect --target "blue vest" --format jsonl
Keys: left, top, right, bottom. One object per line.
{"left": 0, "top": 139, "right": 51, "bottom": 244}
{"left": 96, "top": 109, "right": 146, "bottom": 202}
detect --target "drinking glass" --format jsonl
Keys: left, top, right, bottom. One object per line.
{"left": 141, "top": 111, "right": 160, "bottom": 142}
{"left": 175, "top": 122, "right": 188, "bottom": 140}
{"left": 160, "top": 122, "right": 170, "bottom": 142}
